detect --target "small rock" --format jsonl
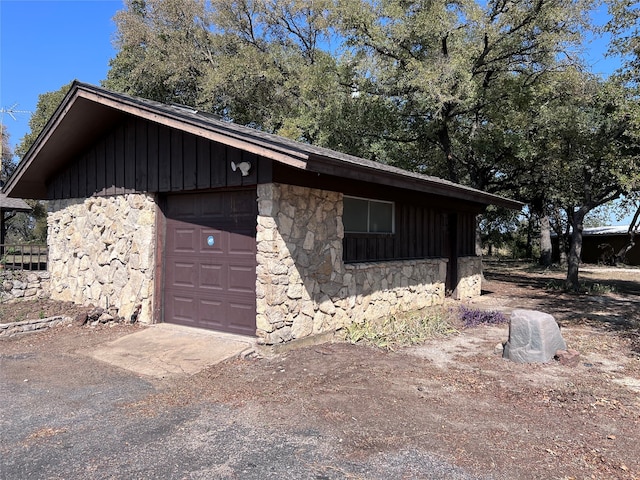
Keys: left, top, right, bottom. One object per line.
{"left": 494, "top": 342, "right": 505, "bottom": 355}
{"left": 74, "top": 312, "right": 88, "bottom": 327}
{"left": 555, "top": 349, "right": 580, "bottom": 367}
{"left": 88, "top": 307, "right": 105, "bottom": 321}
{"left": 98, "top": 312, "right": 114, "bottom": 323}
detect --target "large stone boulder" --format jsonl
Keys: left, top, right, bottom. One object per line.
{"left": 503, "top": 309, "right": 567, "bottom": 363}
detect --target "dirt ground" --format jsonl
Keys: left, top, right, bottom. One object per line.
{"left": 1, "top": 263, "right": 639, "bottom": 479}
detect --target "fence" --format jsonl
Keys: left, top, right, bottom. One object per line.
{"left": 0, "top": 244, "right": 48, "bottom": 271}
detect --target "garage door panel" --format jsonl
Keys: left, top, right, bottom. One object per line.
{"left": 169, "top": 261, "right": 197, "bottom": 288}
{"left": 200, "top": 264, "right": 224, "bottom": 290}
{"left": 199, "top": 228, "right": 226, "bottom": 254}
{"left": 166, "top": 195, "right": 199, "bottom": 219}
{"left": 228, "top": 231, "right": 256, "bottom": 254}
{"left": 171, "top": 295, "right": 198, "bottom": 324}
{"left": 227, "top": 301, "right": 256, "bottom": 334}
{"left": 228, "top": 265, "right": 256, "bottom": 293}
{"left": 168, "top": 227, "right": 198, "bottom": 253}
{"left": 200, "top": 195, "right": 226, "bottom": 218}
{"left": 198, "top": 298, "right": 225, "bottom": 329}
{"left": 163, "top": 190, "right": 257, "bottom": 335}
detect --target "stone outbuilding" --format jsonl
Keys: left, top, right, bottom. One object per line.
{"left": 4, "top": 82, "right": 521, "bottom": 344}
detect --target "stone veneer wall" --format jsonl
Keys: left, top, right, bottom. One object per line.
{"left": 47, "top": 194, "right": 156, "bottom": 323}
{"left": 454, "top": 256, "right": 483, "bottom": 299}
{"left": 256, "top": 183, "right": 448, "bottom": 345}
{"left": 0, "top": 271, "right": 50, "bottom": 301}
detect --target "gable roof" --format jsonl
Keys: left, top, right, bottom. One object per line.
{"left": 3, "top": 81, "right": 522, "bottom": 209}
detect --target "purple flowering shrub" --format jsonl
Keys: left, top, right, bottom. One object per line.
{"left": 458, "top": 306, "right": 508, "bottom": 328}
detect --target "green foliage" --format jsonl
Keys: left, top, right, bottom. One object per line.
{"left": 15, "top": 83, "right": 72, "bottom": 159}
{"left": 343, "top": 308, "right": 457, "bottom": 350}
{"left": 606, "top": 0, "right": 639, "bottom": 86}
{"left": 4, "top": 200, "right": 48, "bottom": 244}
{"left": 13, "top": 0, "right": 640, "bottom": 292}
{"left": 335, "top": 0, "right": 596, "bottom": 187}
{"left": 1, "top": 125, "right": 16, "bottom": 181}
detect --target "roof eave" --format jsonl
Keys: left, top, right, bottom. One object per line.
{"left": 306, "top": 155, "right": 523, "bottom": 210}
{"left": 4, "top": 82, "right": 524, "bottom": 211}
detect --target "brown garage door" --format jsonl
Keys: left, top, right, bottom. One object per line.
{"left": 163, "top": 190, "right": 257, "bottom": 336}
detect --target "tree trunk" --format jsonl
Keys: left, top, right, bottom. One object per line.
{"left": 539, "top": 214, "right": 552, "bottom": 266}
{"left": 526, "top": 218, "right": 533, "bottom": 259}
{"left": 615, "top": 204, "right": 640, "bottom": 264}
{"left": 565, "top": 209, "right": 587, "bottom": 291}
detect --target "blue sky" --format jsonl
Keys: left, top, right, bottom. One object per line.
{"left": 0, "top": 0, "right": 629, "bottom": 223}
{"left": 0, "top": 0, "right": 620, "bottom": 154}
{"left": 1, "top": 0, "right": 121, "bottom": 154}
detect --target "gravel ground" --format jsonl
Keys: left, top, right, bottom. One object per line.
{"left": 1, "top": 337, "right": 486, "bottom": 479}
{"left": 1, "top": 263, "right": 639, "bottom": 479}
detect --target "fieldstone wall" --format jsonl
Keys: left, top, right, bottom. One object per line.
{"left": 256, "top": 183, "right": 447, "bottom": 345}
{"left": 47, "top": 194, "right": 157, "bottom": 324}
{"left": 455, "top": 256, "right": 483, "bottom": 299}
{"left": 0, "top": 316, "right": 70, "bottom": 338}
{"left": 0, "top": 271, "right": 50, "bottom": 301}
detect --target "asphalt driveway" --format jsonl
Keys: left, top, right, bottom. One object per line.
{"left": 0, "top": 325, "right": 486, "bottom": 480}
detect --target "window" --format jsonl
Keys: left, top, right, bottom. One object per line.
{"left": 343, "top": 196, "right": 394, "bottom": 233}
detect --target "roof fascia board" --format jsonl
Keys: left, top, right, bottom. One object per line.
{"left": 307, "top": 155, "right": 523, "bottom": 210}
{"left": 76, "top": 88, "right": 309, "bottom": 170}
{"left": 3, "top": 83, "right": 80, "bottom": 196}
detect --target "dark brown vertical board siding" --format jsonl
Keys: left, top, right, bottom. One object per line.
{"left": 196, "top": 137, "right": 211, "bottom": 189}
{"left": 96, "top": 139, "right": 106, "bottom": 195}
{"left": 408, "top": 205, "right": 417, "bottom": 257}
{"left": 115, "top": 125, "right": 126, "bottom": 192}
{"left": 257, "top": 154, "right": 273, "bottom": 184}
{"left": 226, "top": 147, "right": 243, "bottom": 187}
{"left": 241, "top": 151, "right": 258, "bottom": 186}
{"left": 457, "top": 213, "right": 476, "bottom": 256}
{"left": 46, "top": 117, "right": 265, "bottom": 199}
{"left": 183, "top": 133, "right": 197, "bottom": 190}
{"left": 135, "top": 119, "right": 148, "bottom": 191}
{"left": 147, "top": 122, "right": 159, "bottom": 192}
{"left": 210, "top": 141, "right": 226, "bottom": 187}
{"left": 399, "top": 206, "right": 409, "bottom": 258}
{"left": 77, "top": 153, "right": 87, "bottom": 198}
{"left": 125, "top": 119, "right": 136, "bottom": 191}
{"left": 105, "top": 133, "right": 116, "bottom": 195}
{"left": 415, "top": 207, "right": 424, "bottom": 257}
{"left": 62, "top": 168, "right": 70, "bottom": 199}
{"left": 52, "top": 174, "right": 61, "bottom": 199}
{"left": 86, "top": 149, "right": 97, "bottom": 196}
{"left": 170, "top": 129, "right": 183, "bottom": 191}
{"left": 343, "top": 202, "right": 465, "bottom": 264}
{"left": 69, "top": 159, "right": 78, "bottom": 198}
{"left": 158, "top": 125, "right": 171, "bottom": 192}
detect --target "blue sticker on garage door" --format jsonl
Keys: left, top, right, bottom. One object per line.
{"left": 207, "top": 235, "right": 215, "bottom": 246}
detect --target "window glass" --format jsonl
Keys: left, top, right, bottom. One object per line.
{"left": 344, "top": 196, "right": 394, "bottom": 233}
{"left": 343, "top": 197, "right": 368, "bottom": 232}
{"left": 369, "top": 200, "right": 393, "bottom": 233}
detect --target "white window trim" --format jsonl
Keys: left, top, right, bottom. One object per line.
{"left": 344, "top": 195, "right": 395, "bottom": 234}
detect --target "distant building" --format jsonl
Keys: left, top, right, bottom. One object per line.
{"left": 554, "top": 226, "right": 640, "bottom": 266}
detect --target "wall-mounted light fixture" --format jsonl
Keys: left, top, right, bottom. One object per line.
{"left": 231, "top": 161, "right": 252, "bottom": 177}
